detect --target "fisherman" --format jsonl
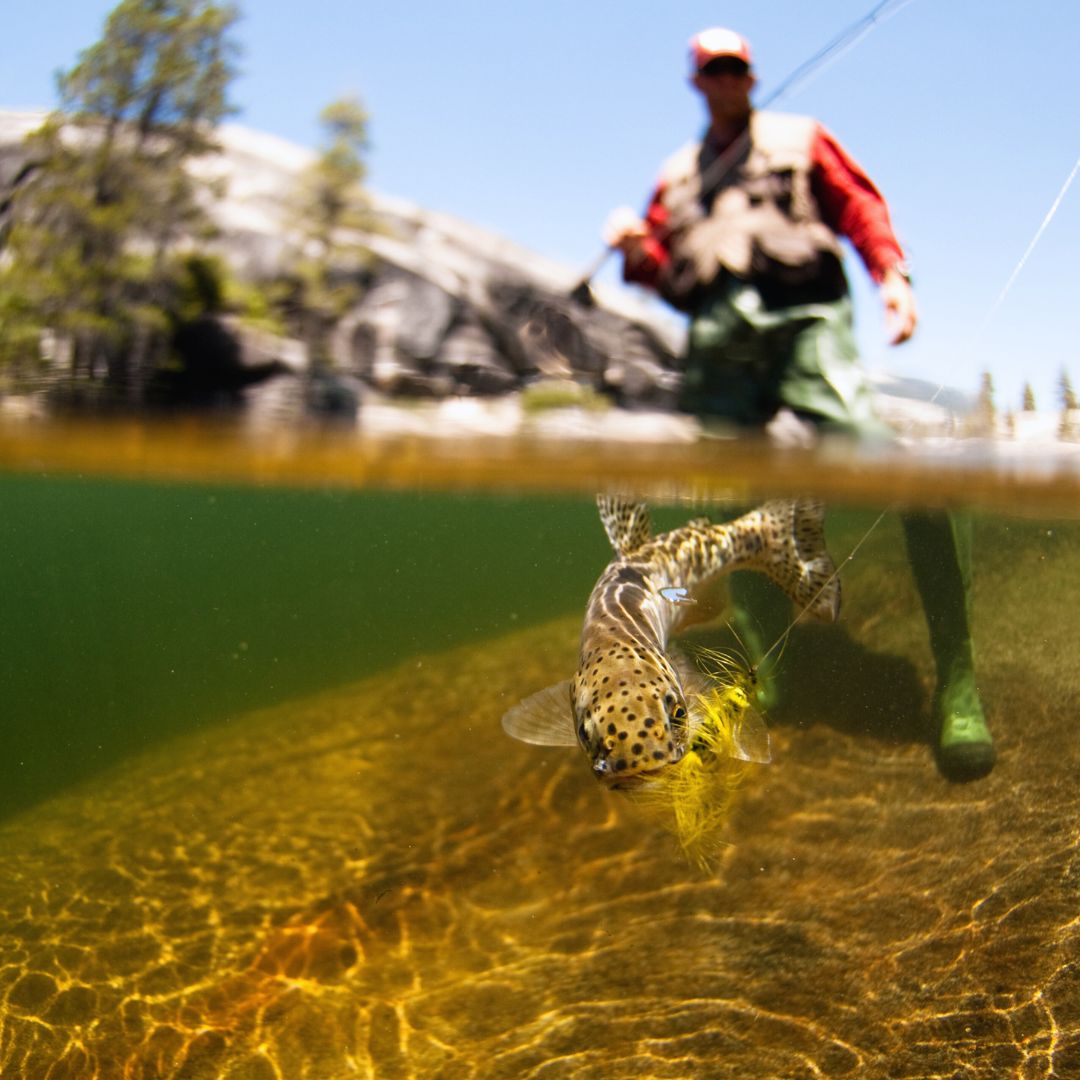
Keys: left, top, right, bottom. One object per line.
{"left": 604, "top": 27, "right": 994, "bottom": 780}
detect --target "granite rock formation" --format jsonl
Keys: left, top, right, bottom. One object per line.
{"left": 0, "top": 109, "right": 685, "bottom": 415}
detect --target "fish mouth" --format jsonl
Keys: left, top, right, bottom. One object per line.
{"left": 607, "top": 766, "right": 668, "bottom": 791}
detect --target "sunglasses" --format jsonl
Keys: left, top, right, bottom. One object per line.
{"left": 697, "top": 57, "right": 750, "bottom": 78}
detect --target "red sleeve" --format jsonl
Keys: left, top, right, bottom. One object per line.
{"left": 620, "top": 183, "right": 672, "bottom": 289}
{"left": 810, "top": 124, "right": 905, "bottom": 283}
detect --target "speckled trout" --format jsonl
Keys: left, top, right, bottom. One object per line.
{"left": 501, "top": 496, "right": 840, "bottom": 787}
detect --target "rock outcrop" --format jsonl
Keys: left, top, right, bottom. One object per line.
{"left": 0, "top": 110, "right": 685, "bottom": 414}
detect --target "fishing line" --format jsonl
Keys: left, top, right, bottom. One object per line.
{"left": 760, "top": 84, "right": 1080, "bottom": 660}
{"left": 760, "top": 151, "right": 1080, "bottom": 668}
{"left": 921, "top": 151, "right": 1080, "bottom": 411}
{"left": 981, "top": 154, "right": 1080, "bottom": 337}
{"left": 758, "top": 0, "right": 915, "bottom": 107}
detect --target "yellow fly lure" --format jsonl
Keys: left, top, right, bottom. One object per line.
{"left": 634, "top": 649, "right": 772, "bottom": 870}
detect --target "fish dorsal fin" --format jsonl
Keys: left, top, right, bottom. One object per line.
{"left": 596, "top": 495, "right": 652, "bottom": 555}
{"left": 501, "top": 680, "right": 577, "bottom": 746}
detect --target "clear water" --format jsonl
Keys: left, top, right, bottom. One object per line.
{"left": 0, "top": 425, "right": 1078, "bottom": 1079}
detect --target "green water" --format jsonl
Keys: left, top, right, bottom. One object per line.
{"left": 0, "top": 472, "right": 1068, "bottom": 821}
{"left": 0, "top": 476, "right": 614, "bottom": 819}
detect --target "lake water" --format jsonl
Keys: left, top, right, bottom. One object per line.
{"left": 1, "top": 421, "right": 1078, "bottom": 1079}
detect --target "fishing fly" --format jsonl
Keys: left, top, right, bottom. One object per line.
{"left": 631, "top": 643, "right": 772, "bottom": 870}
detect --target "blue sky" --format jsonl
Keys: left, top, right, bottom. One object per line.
{"left": 2, "top": 1, "right": 1078, "bottom": 411}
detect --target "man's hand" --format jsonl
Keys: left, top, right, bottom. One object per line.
{"left": 602, "top": 206, "right": 649, "bottom": 253}
{"left": 881, "top": 265, "right": 917, "bottom": 345}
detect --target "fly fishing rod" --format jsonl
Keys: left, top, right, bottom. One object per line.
{"left": 569, "top": 0, "right": 914, "bottom": 307}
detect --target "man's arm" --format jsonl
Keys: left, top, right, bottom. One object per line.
{"left": 811, "top": 125, "right": 916, "bottom": 344}
{"left": 604, "top": 189, "right": 671, "bottom": 289}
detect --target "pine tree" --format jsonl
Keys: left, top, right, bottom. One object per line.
{"left": 1021, "top": 382, "right": 1036, "bottom": 412}
{"left": 1059, "top": 368, "right": 1078, "bottom": 411}
{"left": 0, "top": 0, "right": 239, "bottom": 401}
{"left": 968, "top": 370, "right": 997, "bottom": 436}
{"left": 1059, "top": 368, "right": 1079, "bottom": 441}
{"left": 289, "top": 95, "right": 372, "bottom": 364}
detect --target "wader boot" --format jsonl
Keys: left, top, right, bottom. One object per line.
{"left": 901, "top": 511, "right": 995, "bottom": 780}
{"left": 684, "top": 276, "right": 993, "bottom": 778}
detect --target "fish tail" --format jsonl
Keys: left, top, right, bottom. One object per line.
{"left": 732, "top": 498, "right": 840, "bottom": 623}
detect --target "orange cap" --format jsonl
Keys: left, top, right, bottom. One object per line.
{"left": 689, "top": 27, "right": 752, "bottom": 73}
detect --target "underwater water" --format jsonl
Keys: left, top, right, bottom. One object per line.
{"left": 1, "top": 424, "right": 1079, "bottom": 1079}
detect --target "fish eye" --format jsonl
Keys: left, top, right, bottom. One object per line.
{"left": 663, "top": 690, "right": 687, "bottom": 725}
{"left": 576, "top": 722, "right": 588, "bottom": 745}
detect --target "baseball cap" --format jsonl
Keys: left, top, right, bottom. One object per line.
{"left": 689, "top": 28, "right": 753, "bottom": 73}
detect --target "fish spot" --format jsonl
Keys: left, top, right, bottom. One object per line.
{"left": 618, "top": 731, "right": 628, "bottom": 741}
{"left": 632, "top": 743, "right": 644, "bottom": 755}
{"left": 607, "top": 723, "right": 617, "bottom": 735}
{"left": 644, "top": 718, "right": 655, "bottom": 728}
{"left": 652, "top": 750, "right": 666, "bottom": 761}
{"left": 615, "top": 759, "right": 628, "bottom": 772}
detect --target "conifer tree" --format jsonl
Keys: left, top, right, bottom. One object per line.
{"left": 1059, "top": 368, "right": 1077, "bottom": 411}
{"left": 969, "top": 370, "right": 997, "bottom": 436}
{"left": 1021, "top": 382, "right": 1036, "bottom": 412}
{"left": 1059, "top": 368, "right": 1079, "bottom": 441}
{"left": 290, "top": 95, "right": 372, "bottom": 364}
{"left": 0, "top": 0, "right": 239, "bottom": 400}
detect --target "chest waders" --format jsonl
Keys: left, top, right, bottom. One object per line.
{"left": 683, "top": 274, "right": 995, "bottom": 780}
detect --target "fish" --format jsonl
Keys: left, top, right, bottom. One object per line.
{"left": 633, "top": 650, "right": 772, "bottom": 868}
{"left": 501, "top": 496, "right": 840, "bottom": 788}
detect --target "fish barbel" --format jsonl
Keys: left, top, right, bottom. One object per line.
{"left": 501, "top": 497, "right": 840, "bottom": 787}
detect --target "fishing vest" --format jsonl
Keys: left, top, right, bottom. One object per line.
{"left": 655, "top": 110, "right": 845, "bottom": 308}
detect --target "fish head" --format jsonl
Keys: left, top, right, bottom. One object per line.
{"left": 571, "top": 647, "right": 691, "bottom": 788}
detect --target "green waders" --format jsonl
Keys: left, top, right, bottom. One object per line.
{"left": 683, "top": 275, "right": 995, "bottom": 780}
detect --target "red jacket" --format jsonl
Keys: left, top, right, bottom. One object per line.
{"left": 625, "top": 120, "right": 906, "bottom": 289}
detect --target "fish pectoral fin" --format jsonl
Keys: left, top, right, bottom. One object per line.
{"left": 732, "top": 710, "right": 772, "bottom": 764}
{"left": 501, "top": 680, "right": 578, "bottom": 747}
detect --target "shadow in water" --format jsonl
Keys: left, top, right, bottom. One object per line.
{"left": 689, "top": 622, "right": 930, "bottom": 746}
